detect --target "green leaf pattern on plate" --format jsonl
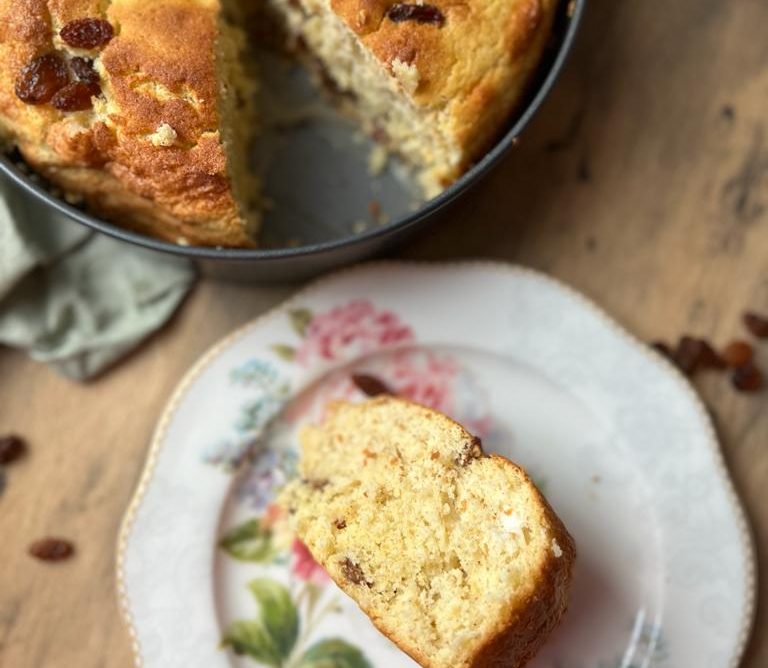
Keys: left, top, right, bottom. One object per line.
{"left": 289, "top": 309, "right": 314, "bottom": 338}
{"left": 248, "top": 579, "right": 300, "bottom": 660}
{"left": 221, "top": 573, "right": 370, "bottom": 668}
{"left": 221, "top": 620, "right": 284, "bottom": 667}
{"left": 219, "top": 519, "right": 277, "bottom": 563}
{"left": 296, "top": 639, "right": 372, "bottom": 668}
{"left": 271, "top": 344, "right": 297, "bottom": 362}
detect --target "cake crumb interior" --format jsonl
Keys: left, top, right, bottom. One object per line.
{"left": 280, "top": 399, "right": 560, "bottom": 666}
{"left": 265, "top": 0, "right": 461, "bottom": 197}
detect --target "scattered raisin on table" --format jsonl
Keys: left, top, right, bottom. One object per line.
{"left": 51, "top": 81, "right": 99, "bottom": 111}
{"left": 385, "top": 3, "right": 446, "bottom": 26}
{"left": 29, "top": 538, "right": 75, "bottom": 562}
{"left": 744, "top": 312, "right": 768, "bottom": 338}
{"left": 60, "top": 18, "right": 114, "bottom": 49}
{"left": 672, "top": 337, "right": 701, "bottom": 375}
{"left": 70, "top": 56, "right": 100, "bottom": 86}
{"left": 672, "top": 336, "right": 724, "bottom": 375}
{"left": 0, "top": 435, "right": 26, "bottom": 465}
{"left": 698, "top": 341, "right": 725, "bottom": 369}
{"left": 14, "top": 53, "right": 69, "bottom": 104}
{"left": 650, "top": 341, "right": 672, "bottom": 358}
{"left": 351, "top": 373, "right": 393, "bottom": 397}
{"left": 731, "top": 364, "right": 764, "bottom": 393}
{"left": 721, "top": 340, "right": 754, "bottom": 368}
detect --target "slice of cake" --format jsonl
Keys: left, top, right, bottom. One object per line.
{"left": 280, "top": 397, "right": 575, "bottom": 668}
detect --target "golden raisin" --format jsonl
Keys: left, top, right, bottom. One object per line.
{"left": 302, "top": 478, "right": 329, "bottom": 491}
{"left": 673, "top": 336, "right": 724, "bottom": 375}
{"left": 70, "top": 56, "right": 100, "bottom": 86}
{"left": 341, "top": 558, "right": 371, "bottom": 586}
{"left": 721, "top": 340, "right": 754, "bottom": 368}
{"left": 386, "top": 3, "right": 445, "bottom": 26}
{"left": 698, "top": 340, "right": 727, "bottom": 370}
{"left": 744, "top": 312, "right": 768, "bottom": 338}
{"left": 0, "top": 435, "right": 26, "bottom": 465}
{"left": 29, "top": 538, "right": 75, "bottom": 562}
{"left": 60, "top": 18, "right": 114, "bottom": 49}
{"left": 14, "top": 53, "right": 69, "bottom": 105}
{"left": 731, "top": 364, "right": 764, "bottom": 393}
{"left": 455, "top": 437, "right": 483, "bottom": 467}
{"left": 51, "top": 81, "right": 99, "bottom": 111}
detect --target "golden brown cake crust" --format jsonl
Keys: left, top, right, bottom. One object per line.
{"left": 465, "top": 457, "right": 575, "bottom": 668}
{"left": 347, "top": 454, "right": 575, "bottom": 668}
{"left": 331, "top": 0, "right": 558, "bottom": 178}
{"left": 0, "top": 0, "right": 253, "bottom": 247}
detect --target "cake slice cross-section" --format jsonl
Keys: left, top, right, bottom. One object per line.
{"left": 280, "top": 397, "right": 575, "bottom": 668}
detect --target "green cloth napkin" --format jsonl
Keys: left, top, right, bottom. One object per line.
{"left": 0, "top": 180, "right": 196, "bottom": 380}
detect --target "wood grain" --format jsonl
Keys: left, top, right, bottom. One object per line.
{"left": 1, "top": 0, "right": 766, "bottom": 665}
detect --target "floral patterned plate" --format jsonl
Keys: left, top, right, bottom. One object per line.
{"left": 118, "top": 262, "right": 755, "bottom": 668}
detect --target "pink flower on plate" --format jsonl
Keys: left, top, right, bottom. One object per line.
{"left": 291, "top": 539, "right": 329, "bottom": 583}
{"left": 260, "top": 502, "right": 284, "bottom": 529}
{"left": 359, "top": 350, "right": 493, "bottom": 437}
{"left": 389, "top": 351, "right": 459, "bottom": 415}
{"left": 296, "top": 300, "right": 414, "bottom": 367}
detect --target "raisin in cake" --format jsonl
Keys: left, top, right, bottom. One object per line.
{"left": 279, "top": 397, "right": 575, "bottom": 668}
{"left": 0, "top": 0, "right": 557, "bottom": 246}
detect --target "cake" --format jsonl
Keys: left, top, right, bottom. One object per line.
{"left": 279, "top": 397, "right": 575, "bottom": 668}
{"left": 0, "top": 0, "right": 557, "bottom": 247}
{"left": 0, "top": 0, "right": 258, "bottom": 247}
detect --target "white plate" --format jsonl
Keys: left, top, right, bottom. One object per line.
{"left": 118, "top": 262, "right": 755, "bottom": 668}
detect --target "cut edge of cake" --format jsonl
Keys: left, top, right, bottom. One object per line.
{"left": 267, "top": 0, "right": 558, "bottom": 198}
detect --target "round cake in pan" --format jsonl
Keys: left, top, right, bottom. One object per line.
{"left": 0, "top": 0, "right": 557, "bottom": 246}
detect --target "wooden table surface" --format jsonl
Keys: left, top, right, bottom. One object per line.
{"left": 1, "top": 0, "right": 766, "bottom": 666}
